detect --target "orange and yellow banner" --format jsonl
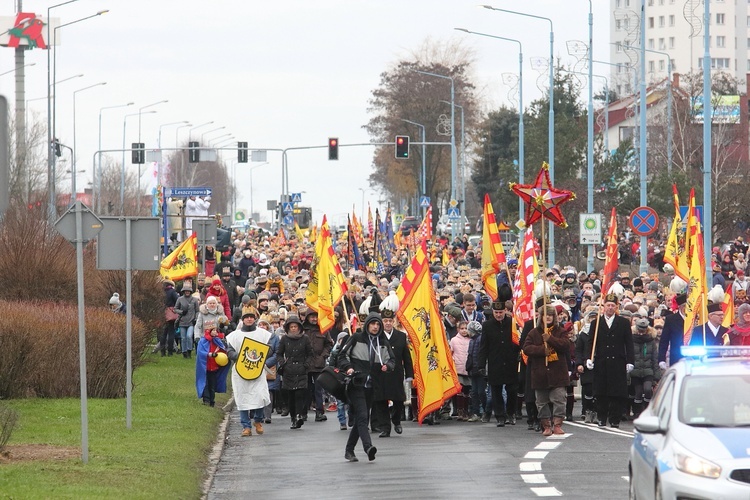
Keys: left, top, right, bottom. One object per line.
{"left": 160, "top": 232, "right": 198, "bottom": 281}
{"left": 664, "top": 185, "right": 688, "bottom": 281}
{"left": 601, "top": 207, "right": 619, "bottom": 295}
{"left": 481, "top": 194, "right": 506, "bottom": 300}
{"left": 305, "top": 216, "right": 347, "bottom": 333}
{"left": 397, "top": 240, "right": 460, "bottom": 424}
{"left": 512, "top": 227, "right": 538, "bottom": 346}
{"left": 683, "top": 191, "right": 707, "bottom": 344}
{"left": 722, "top": 285, "right": 734, "bottom": 329}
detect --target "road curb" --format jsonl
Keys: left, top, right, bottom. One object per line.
{"left": 201, "top": 396, "right": 235, "bottom": 500}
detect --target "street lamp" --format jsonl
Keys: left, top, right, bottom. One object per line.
{"left": 247, "top": 161, "right": 269, "bottom": 219}
{"left": 0, "top": 62, "right": 35, "bottom": 77}
{"left": 72, "top": 82, "right": 106, "bottom": 198}
{"left": 122, "top": 110, "right": 156, "bottom": 214}
{"left": 49, "top": 9, "right": 108, "bottom": 218}
{"left": 358, "top": 187, "right": 376, "bottom": 222}
{"left": 135, "top": 100, "right": 167, "bottom": 213}
{"left": 200, "top": 126, "right": 226, "bottom": 144}
{"left": 175, "top": 122, "right": 192, "bottom": 149}
{"left": 208, "top": 133, "right": 232, "bottom": 146}
{"left": 455, "top": 28, "right": 525, "bottom": 223}
{"left": 413, "top": 69, "right": 457, "bottom": 237}
{"left": 158, "top": 120, "right": 188, "bottom": 149}
{"left": 400, "top": 118, "right": 426, "bottom": 214}
{"left": 482, "top": 5, "right": 556, "bottom": 267}
{"left": 212, "top": 136, "right": 235, "bottom": 148}
{"left": 441, "top": 100, "right": 466, "bottom": 227}
{"left": 188, "top": 121, "right": 214, "bottom": 141}
{"left": 97, "top": 102, "right": 133, "bottom": 212}
{"left": 138, "top": 100, "right": 168, "bottom": 145}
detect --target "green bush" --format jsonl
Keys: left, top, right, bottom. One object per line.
{"left": 0, "top": 403, "right": 17, "bottom": 452}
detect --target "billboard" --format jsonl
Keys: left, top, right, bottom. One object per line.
{"left": 692, "top": 95, "right": 741, "bottom": 124}
{"left": 0, "top": 13, "right": 59, "bottom": 49}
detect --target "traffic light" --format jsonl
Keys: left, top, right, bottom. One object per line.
{"left": 52, "top": 138, "right": 62, "bottom": 157}
{"left": 395, "top": 135, "right": 409, "bottom": 159}
{"left": 328, "top": 137, "right": 338, "bottom": 161}
{"left": 132, "top": 142, "right": 145, "bottom": 164}
{"left": 189, "top": 141, "right": 199, "bottom": 163}
{"left": 238, "top": 141, "right": 248, "bottom": 163}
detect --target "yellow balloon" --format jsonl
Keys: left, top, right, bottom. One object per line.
{"left": 215, "top": 352, "right": 229, "bottom": 366}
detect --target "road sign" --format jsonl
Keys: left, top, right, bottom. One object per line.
{"left": 394, "top": 214, "right": 404, "bottom": 227}
{"left": 447, "top": 207, "right": 460, "bottom": 219}
{"left": 282, "top": 202, "right": 294, "bottom": 213}
{"left": 291, "top": 192, "right": 302, "bottom": 203}
{"left": 283, "top": 215, "right": 294, "bottom": 225}
{"left": 449, "top": 199, "right": 458, "bottom": 208}
{"left": 679, "top": 205, "right": 704, "bottom": 227}
{"left": 235, "top": 211, "right": 245, "bottom": 221}
{"left": 579, "top": 213, "right": 602, "bottom": 245}
{"left": 629, "top": 206, "right": 660, "bottom": 236}
{"left": 165, "top": 187, "right": 212, "bottom": 198}
{"left": 54, "top": 201, "right": 104, "bottom": 243}
{"left": 96, "top": 217, "right": 161, "bottom": 271}
{"left": 419, "top": 196, "right": 431, "bottom": 208}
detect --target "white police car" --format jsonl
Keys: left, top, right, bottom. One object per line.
{"left": 629, "top": 346, "right": 750, "bottom": 499}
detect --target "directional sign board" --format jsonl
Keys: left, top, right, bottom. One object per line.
{"left": 164, "top": 187, "right": 212, "bottom": 198}
{"left": 447, "top": 207, "right": 460, "bottom": 219}
{"left": 96, "top": 217, "right": 161, "bottom": 271}
{"left": 629, "top": 206, "right": 660, "bottom": 237}
{"left": 291, "top": 192, "right": 302, "bottom": 203}
{"left": 283, "top": 215, "right": 294, "bottom": 225}
{"left": 579, "top": 213, "right": 602, "bottom": 245}
{"left": 282, "top": 202, "right": 294, "bottom": 214}
{"left": 54, "top": 201, "right": 104, "bottom": 243}
{"left": 419, "top": 196, "right": 431, "bottom": 208}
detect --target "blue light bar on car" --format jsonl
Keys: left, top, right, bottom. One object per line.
{"left": 680, "top": 346, "right": 750, "bottom": 359}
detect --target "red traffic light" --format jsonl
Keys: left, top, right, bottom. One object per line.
{"left": 328, "top": 137, "right": 339, "bottom": 160}
{"left": 329, "top": 138, "right": 337, "bottom": 147}
{"left": 397, "top": 137, "right": 405, "bottom": 145}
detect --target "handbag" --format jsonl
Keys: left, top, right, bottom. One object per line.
{"left": 165, "top": 306, "right": 179, "bottom": 322}
{"left": 317, "top": 366, "right": 350, "bottom": 403}
{"left": 266, "top": 365, "right": 277, "bottom": 381}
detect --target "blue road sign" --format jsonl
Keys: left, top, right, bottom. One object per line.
{"left": 291, "top": 192, "right": 302, "bottom": 203}
{"left": 165, "top": 187, "right": 212, "bottom": 197}
{"left": 629, "top": 206, "right": 659, "bottom": 236}
{"left": 282, "top": 202, "right": 294, "bottom": 213}
{"left": 447, "top": 207, "right": 460, "bottom": 219}
{"left": 283, "top": 215, "right": 294, "bottom": 225}
{"left": 419, "top": 196, "right": 431, "bottom": 208}
{"left": 679, "top": 205, "right": 704, "bottom": 227}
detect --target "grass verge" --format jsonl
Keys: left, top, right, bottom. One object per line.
{"left": 0, "top": 352, "right": 230, "bottom": 499}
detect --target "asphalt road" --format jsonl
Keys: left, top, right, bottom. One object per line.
{"left": 208, "top": 411, "right": 633, "bottom": 499}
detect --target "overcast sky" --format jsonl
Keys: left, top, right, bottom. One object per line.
{"left": 0, "top": 0, "right": 611, "bottom": 225}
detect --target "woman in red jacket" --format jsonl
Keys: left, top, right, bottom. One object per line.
{"left": 206, "top": 276, "right": 232, "bottom": 318}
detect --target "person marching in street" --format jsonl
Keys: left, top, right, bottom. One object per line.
{"left": 575, "top": 310, "right": 599, "bottom": 423}
{"left": 658, "top": 293, "right": 687, "bottom": 371}
{"left": 195, "top": 325, "right": 230, "bottom": 407}
{"left": 449, "top": 320, "right": 472, "bottom": 421}
{"left": 478, "top": 300, "right": 521, "bottom": 427}
{"left": 226, "top": 307, "right": 275, "bottom": 437}
{"left": 194, "top": 296, "right": 228, "bottom": 358}
{"left": 372, "top": 292, "right": 413, "bottom": 437}
{"left": 630, "top": 316, "right": 660, "bottom": 419}
{"left": 161, "top": 279, "right": 180, "bottom": 356}
{"left": 174, "top": 282, "right": 200, "bottom": 357}
{"left": 338, "top": 312, "right": 396, "bottom": 462}
{"left": 588, "top": 293, "right": 635, "bottom": 428}
{"left": 464, "top": 320, "right": 487, "bottom": 422}
{"left": 523, "top": 304, "right": 571, "bottom": 436}
{"left": 689, "top": 302, "right": 728, "bottom": 346}
{"left": 276, "top": 315, "right": 313, "bottom": 430}
{"left": 303, "top": 312, "right": 333, "bottom": 423}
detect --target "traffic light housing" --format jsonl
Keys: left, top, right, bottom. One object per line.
{"left": 238, "top": 141, "right": 248, "bottom": 163}
{"left": 189, "top": 141, "right": 199, "bottom": 163}
{"left": 52, "top": 138, "right": 62, "bottom": 157}
{"left": 395, "top": 135, "right": 409, "bottom": 159}
{"left": 132, "top": 142, "right": 145, "bottom": 164}
{"left": 328, "top": 137, "right": 338, "bottom": 161}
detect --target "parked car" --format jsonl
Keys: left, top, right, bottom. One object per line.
{"left": 437, "top": 215, "right": 471, "bottom": 236}
{"left": 629, "top": 346, "right": 750, "bottom": 500}
{"left": 467, "top": 232, "right": 518, "bottom": 255}
{"left": 399, "top": 216, "right": 421, "bottom": 234}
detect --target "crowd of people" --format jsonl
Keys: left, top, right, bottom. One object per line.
{"left": 151, "top": 224, "right": 750, "bottom": 461}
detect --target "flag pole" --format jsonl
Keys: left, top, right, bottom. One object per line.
{"left": 540, "top": 220, "right": 549, "bottom": 366}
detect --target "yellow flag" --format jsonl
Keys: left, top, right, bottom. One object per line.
{"left": 160, "top": 233, "right": 198, "bottom": 281}
{"left": 305, "top": 216, "right": 347, "bottom": 333}
{"left": 294, "top": 221, "right": 305, "bottom": 241}
{"left": 664, "top": 185, "right": 688, "bottom": 281}
{"left": 441, "top": 247, "right": 450, "bottom": 266}
{"left": 396, "top": 240, "right": 461, "bottom": 424}
{"left": 309, "top": 223, "right": 318, "bottom": 243}
{"left": 481, "top": 194, "right": 506, "bottom": 300}
{"left": 683, "top": 201, "right": 706, "bottom": 344}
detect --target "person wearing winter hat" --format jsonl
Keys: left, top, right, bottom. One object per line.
{"left": 690, "top": 302, "right": 728, "bottom": 346}
{"left": 276, "top": 315, "right": 311, "bottom": 429}
{"left": 174, "top": 281, "right": 200, "bottom": 358}
{"left": 109, "top": 292, "right": 126, "bottom": 314}
{"left": 161, "top": 279, "right": 180, "bottom": 356}
{"left": 574, "top": 309, "right": 600, "bottom": 423}
{"left": 630, "top": 316, "right": 659, "bottom": 419}
{"left": 207, "top": 276, "right": 232, "bottom": 318}
{"left": 443, "top": 305, "right": 462, "bottom": 340}
{"left": 337, "top": 312, "right": 395, "bottom": 462}
{"left": 226, "top": 305, "right": 275, "bottom": 437}
{"left": 658, "top": 293, "right": 687, "bottom": 370}
{"left": 464, "top": 320, "right": 486, "bottom": 422}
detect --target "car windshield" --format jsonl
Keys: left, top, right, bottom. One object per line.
{"left": 679, "top": 374, "right": 750, "bottom": 427}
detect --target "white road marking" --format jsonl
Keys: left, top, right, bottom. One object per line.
{"left": 535, "top": 441, "right": 561, "bottom": 450}
{"left": 622, "top": 476, "right": 630, "bottom": 481}
{"left": 520, "top": 462, "right": 543, "bottom": 472}
{"left": 530, "top": 486, "right": 563, "bottom": 496}
{"left": 565, "top": 420, "right": 634, "bottom": 437}
{"left": 521, "top": 474, "right": 548, "bottom": 484}
{"left": 524, "top": 451, "right": 549, "bottom": 459}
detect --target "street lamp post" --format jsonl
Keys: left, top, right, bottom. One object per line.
{"left": 441, "top": 100, "right": 465, "bottom": 228}
{"left": 188, "top": 121, "right": 214, "bottom": 142}
{"left": 200, "top": 126, "right": 226, "bottom": 144}
{"left": 455, "top": 28, "right": 525, "bottom": 222}
{"left": 97, "top": 102, "right": 133, "bottom": 213}
{"left": 208, "top": 133, "right": 232, "bottom": 146}
{"left": 156, "top": 121, "right": 187, "bottom": 190}
{"left": 248, "top": 161, "right": 269, "bottom": 219}
{"left": 72, "top": 82, "right": 106, "bottom": 200}
{"left": 413, "top": 69, "right": 456, "bottom": 238}
{"left": 400, "top": 119, "right": 426, "bottom": 214}
{"left": 158, "top": 120, "right": 188, "bottom": 150}
{"left": 122, "top": 110, "right": 156, "bottom": 214}
{"left": 136, "top": 100, "right": 167, "bottom": 214}
{"left": 483, "top": 5, "right": 555, "bottom": 267}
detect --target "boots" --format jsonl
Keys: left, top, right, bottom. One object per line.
{"left": 632, "top": 401, "right": 643, "bottom": 419}
{"left": 516, "top": 395, "right": 525, "bottom": 418}
{"left": 541, "top": 418, "right": 553, "bottom": 436}
{"left": 552, "top": 417, "right": 565, "bottom": 435}
{"left": 566, "top": 394, "right": 575, "bottom": 421}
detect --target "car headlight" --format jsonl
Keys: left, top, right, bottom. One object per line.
{"left": 673, "top": 441, "right": 722, "bottom": 479}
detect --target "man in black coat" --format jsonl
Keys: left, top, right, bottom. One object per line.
{"left": 689, "top": 302, "right": 728, "bottom": 346}
{"left": 588, "top": 293, "right": 635, "bottom": 428}
{"left": 478, "top": 301, "right": 521, "bottom": 427}
{"left": 658, "top": 293, "right": 687, "bottom": 369}
{"left": 371, "top": 308, "right": 414, "bottom": 437}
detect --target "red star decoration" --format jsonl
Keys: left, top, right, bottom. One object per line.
{"left": 509, "top": 163, "right": 576, "bottom": 228}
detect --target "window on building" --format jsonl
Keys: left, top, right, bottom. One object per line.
{"left": 659, "top": 38, "right": 666, "bottom": 50}
{"left": 717, "top": 36, "right": 726, "bottom": 47}
{"left": 649, "top": 17, "right": 655, "bottom": 29}
{"left": 669, "top": 15, "right": 675, "bottom": 27}
{"left": 659, "top": 0, "right": 664, "bottom": 5}
{"left": 648, "top": 0, "right": 653, "bottom": 5}
{"left": 625, "top": 0, "right": 630, "bottom": 6}
{"left": 616, "top": 19, "right": 622, "bottom": 31}
{"left": 624, "top": 19, "right": 630, "bottom": 30}
{"left": 659, "top": 60, "right": 665, "bottom": 71}
{"left": 616, "top": 0, "right": 621, "bottom": 7}
{"left": 649, "top": 61, "right": 655, "bottom": 72}
{"left": 671, "top": 59, "right": 676, "bottom": 71}
{"left": 669, "top": 37, "right": 675, "bottom": 49}
{"left": 620, "top": 126, "right": 634, "bottom": 142}
{"left": 648, "top": 38, "right": 654, "bottom": 49}
{"left": 616, "top": 41, "right": 623, "bottom": 52}
{"left": 716, "top": 13, "right": 725, "bottom": 25}
{"left": 659, "top": 16, "right": 665, "bottom": 27}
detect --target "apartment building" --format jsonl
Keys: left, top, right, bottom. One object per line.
{"left": 609, "top": 0, "right": 749, "bottom": 95}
